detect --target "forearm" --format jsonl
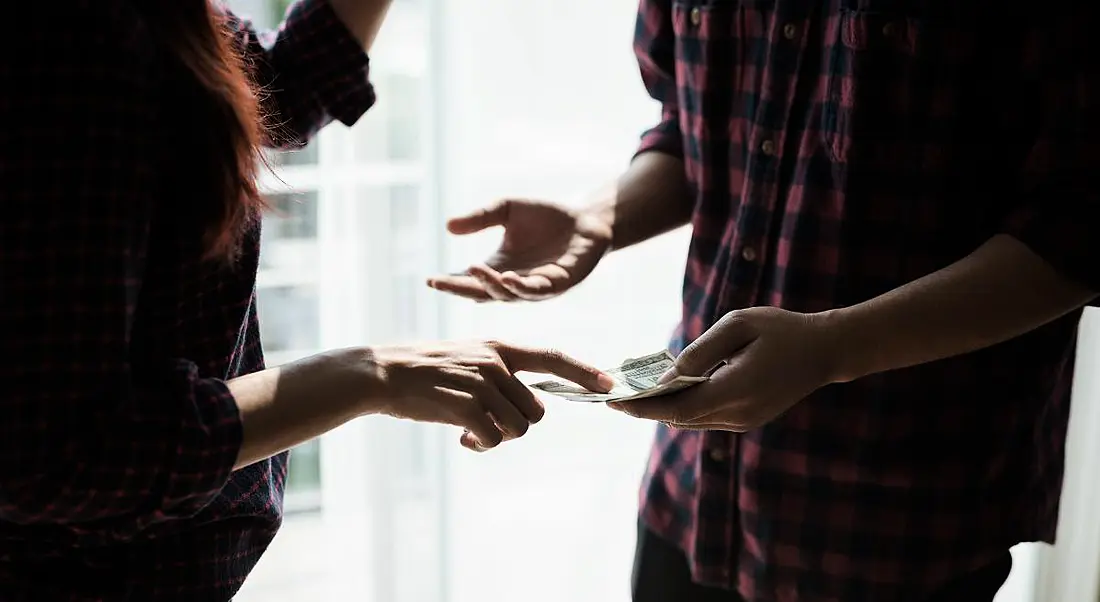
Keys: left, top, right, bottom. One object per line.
{"left": 328, "top": 0, "right": 394, "bottom": 50}
{"left": 824, "top": 234, "right": 1097, "bottom": 383}
{"left": 584, "top": 151, "right": 693, "bottom": 251}
{"left": 230, "top": 348, "right": 377, "bottom": 470}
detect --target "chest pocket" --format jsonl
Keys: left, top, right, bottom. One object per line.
{"left": 819, "top": 1, "right": 978, "bottom": 167}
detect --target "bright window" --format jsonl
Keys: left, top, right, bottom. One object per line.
{"left": 229, "top": 0, "right": 689, "bottom": 600}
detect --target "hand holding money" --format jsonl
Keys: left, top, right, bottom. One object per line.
{"left": 606, "top": 307, "right": 837, "bottom": 432}
{"left": 530, "top": 350, "right": 708, "bottom": 403}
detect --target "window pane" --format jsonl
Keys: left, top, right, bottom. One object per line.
{"left": 268, "top": 0, "right": 295, "bottom": 21}
{"left": 263, "top": 191, "right": 318, "bottom": 240}
{"left": 256, "top": 285, "right": 320, "bottom": 354}
{"left": 383, "top": 74, "right": 422, "bottom": 161}
{"left": 268, "top": 143, "right": 319, "bottom": 167}
{"left": 391, "top": 273, "right": 419, "bottom": 341}
{"left": 285, "top": 439, "right": 322, "bottom": 501}
{"left": 351, "top": 73, "right": 423, "bottom": 163}
{"left": 388, "top": 184, "right": 420, "bottom": 234}
{"left": 259, "top": 191, "right": 320, "bottom": 274}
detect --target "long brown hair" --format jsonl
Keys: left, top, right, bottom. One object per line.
{"left": 148, "top": 1, "right": 269, "bottom": 262}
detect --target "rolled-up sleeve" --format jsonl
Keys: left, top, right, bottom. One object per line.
{"left": 1000, "top": 17, "right": 1100, "bottom": 293}
{"left": 0, "top": 7, "right": 240, "bottom": 538}
{"left": 633, "top": 0, "right": 684, "bottom": 160}
{"left": 224, "top": 0, "right": 377, "bottom": 148}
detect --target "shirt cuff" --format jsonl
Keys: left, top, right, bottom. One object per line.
{"left": 634, "top": 118, "right": 685, "bottom": 162}
{"left": 1001, "top": 201, "right": 1100, "bottom": 293}
{"left": 280, "top": 0, "right": 377, "bottom": 127}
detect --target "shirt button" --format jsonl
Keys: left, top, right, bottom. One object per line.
{"left": 690, "top": 7, "right": 702, "bottom": 26}
{"left": 882, "top": 22, "right": 897, "bottom": 37}
{"left": 782, "top": 23, "right": 797, "bottom": 40}
{"left": 741, "top": 246, "right": 757, "bottom": 262}
{"left": 761, "top": 139, "right": 776, "bottom": 156}
{"left": 709, "top": 448, "right": 729, "bottom": 463}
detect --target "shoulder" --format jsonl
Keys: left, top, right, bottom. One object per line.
{"left": 0, "top": 0, "right": 161, "bottom": 78}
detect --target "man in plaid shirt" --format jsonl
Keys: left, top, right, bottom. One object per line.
{"left": 430, "top": 1, "right": 1099, "bottom": 600}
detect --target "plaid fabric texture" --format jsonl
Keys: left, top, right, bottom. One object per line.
{"left": 632, "top": 2, "right": 1100, "bottom": 600}
{"left": 0, "top": 1, "right": 373, "bottom": 599}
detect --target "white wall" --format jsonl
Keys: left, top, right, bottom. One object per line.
{"left": 1024, "top": 309, "right": 1100, "bottom": 602}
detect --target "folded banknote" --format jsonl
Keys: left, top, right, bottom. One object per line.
{"left": 530, "top": 350, "right": 707, "bottom": 403}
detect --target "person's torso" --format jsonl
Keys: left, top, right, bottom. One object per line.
{"left": 0, "top": 20, "right": 285, "bottom": 602}
{"left": 640, "top": 1, "right": 1076, "bottom": 599}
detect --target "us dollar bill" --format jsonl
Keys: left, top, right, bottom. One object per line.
{"left": 530, "top": 350, "right": 708, "bottom": 403}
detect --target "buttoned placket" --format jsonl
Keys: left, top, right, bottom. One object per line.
{"left": 695, "top": 8, "right": 811, "bottom": 588}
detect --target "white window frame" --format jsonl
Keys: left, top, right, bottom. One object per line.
{"left": 249, "top": 0, "right": 451, "bottom": 599}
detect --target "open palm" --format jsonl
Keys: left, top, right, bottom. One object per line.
{"left": 427, "top": 199, "right": 611, "bottom": 302}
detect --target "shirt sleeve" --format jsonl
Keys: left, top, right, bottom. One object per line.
{"left": 1000, "top": 17, "right": 1100, "bottom": 293}
{"left": 222, "top": 0, "right": 377, "bottom": 149}
{"left": 633, "top": 0, "right": 684, "bottom": 160}
{"left": 0, "top": 5, "right": 241, "bottom": 539}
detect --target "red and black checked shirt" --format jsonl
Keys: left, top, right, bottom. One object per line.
{"left": 634, "top": 2, "right": 1100, "bottom": 601}
{"left": 0, "top": 1, "right": 373, "bottom": 599}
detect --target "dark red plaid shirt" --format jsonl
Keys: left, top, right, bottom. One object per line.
{"left": 634, "top": 2, "right": 1099, "bottom": 601}
{"left": 0, "top": 1, "right": 373, "bottom": 599}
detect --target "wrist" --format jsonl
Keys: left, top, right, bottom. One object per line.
{"left": 349, "top": 345, "right": 412, "bottom": 417}
{"left": 295, "top": 346, "right": 387, "bottom": 418}
{"left": 576, "top": 200, "right": 615, "bottom": 254}
{"left": 813, "top": 308, "right": 870, "bottom": 385}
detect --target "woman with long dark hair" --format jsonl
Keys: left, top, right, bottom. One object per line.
{"left": 0, "top": 1, "right": 613, "bottom": 599}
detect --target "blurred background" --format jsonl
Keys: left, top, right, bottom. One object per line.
{"left": 227, "top": 0, "right": 1100, "bottom": 600}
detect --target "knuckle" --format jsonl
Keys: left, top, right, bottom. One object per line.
{"left": 718, "top": 310, "right": 748, "bottom": 328}
{"left": 678, "top": 342, "right": 700, "bottom": 361}
{"left": 457, "top": 401, "right": 482, "bottom": 423}
{"left": 482, "top": 429, "right": 504, "bottom": 447}
{"left": 542, "top": 347, "right": 569, "bottom": 366}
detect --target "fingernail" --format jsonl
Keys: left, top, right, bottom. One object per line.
{"left": 607, "top": 402, "right": 623, "bottom": 410}
{"left": 597, "top": 373, "right": 616, "bottom": 391}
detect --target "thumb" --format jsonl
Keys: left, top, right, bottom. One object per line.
{"left": 447, "top": 200, "right": 509, "bottom": 235}
{"left": 670, "top": 312, "right": 756, "bottom": 378}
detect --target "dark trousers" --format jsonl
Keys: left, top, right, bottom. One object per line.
{"left": 631, "top": 524, "right": 1013, "bottom": 602}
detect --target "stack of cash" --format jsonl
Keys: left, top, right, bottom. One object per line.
{"left": 530, "top": 350, "right": 707, "bottom": 403}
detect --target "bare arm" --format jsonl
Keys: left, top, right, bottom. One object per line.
{"left": 824, "top": 18, "right": 1099, "bottom": 383}
{"left": 584, "top": 151, "right": 692, "bottom": 252}
{"left": 229, "top": 350, "right": 374, "bottom": 470}
{"left": 825, "top": 235, "right": 1096, "bottom": 383}
{"left": 329, "top": 0, "right": 394, "bottom": 50}
{"left": 588, "top": 0, "right": 692, "bottom": 251}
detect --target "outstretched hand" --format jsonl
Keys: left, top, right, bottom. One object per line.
{"left": 427, "top": 199, "right": 612, "bottom": 302}
{"left": 375, "top": 340, "right": 615, "bottom": 450}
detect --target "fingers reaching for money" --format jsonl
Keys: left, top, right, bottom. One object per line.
{"left": 531, "top": 350, "right": 709, "bottom": 403}
{"left": 373, "top": 340, "right": 613, "bottom": 452}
